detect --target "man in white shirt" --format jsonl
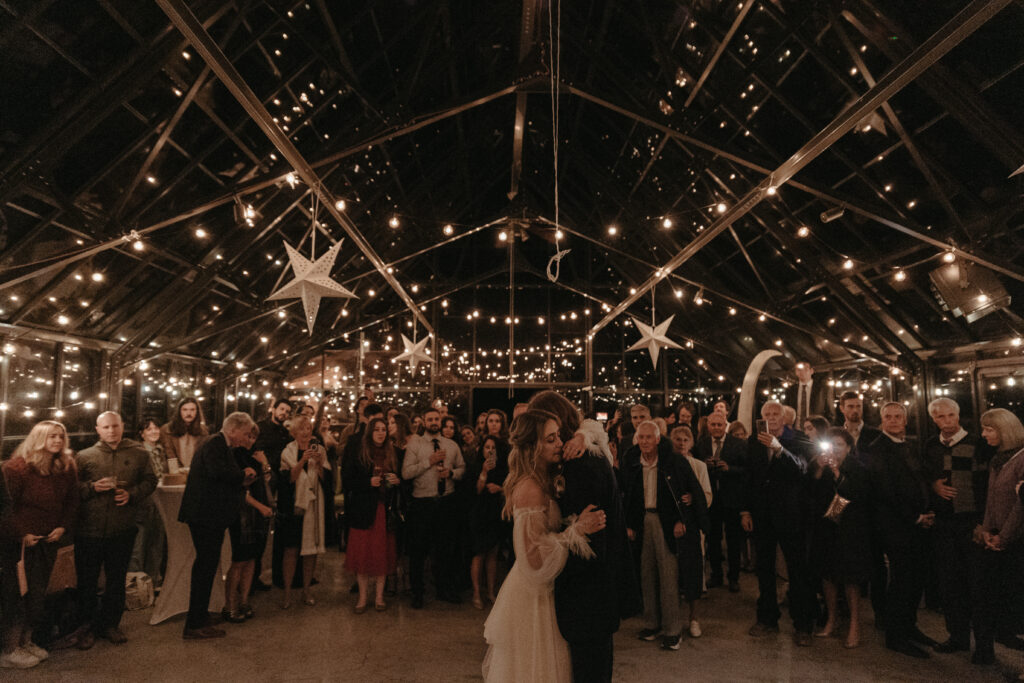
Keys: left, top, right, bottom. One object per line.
{"left": 401, "top": 408, "right": 465, "bottom": 608}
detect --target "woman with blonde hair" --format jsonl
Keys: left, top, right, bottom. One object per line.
{"left": 482, "top": 409, "right": 606, "bottom": 683}
{"left": 279, "top": 415, "right": 330, "bottom": 608}
{"left": 0, "top": 420, "right": 79, "bottom": 669}
{"left": 973, "top": 408, "right": 1024, "bottom": 665}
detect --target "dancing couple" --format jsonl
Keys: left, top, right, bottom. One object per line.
{"left": 483, "top": 391, "right": 639, "bottom": 683}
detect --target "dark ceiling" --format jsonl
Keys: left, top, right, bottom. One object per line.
{"left": 1, "top": 0, "right": 1022, "bottom": 386}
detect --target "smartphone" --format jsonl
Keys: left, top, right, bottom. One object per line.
{"left": 756, "top": 419, "right": 768, "bottom": 434}
{"left": 596, "top": 411, "right": 608, "bottom": 423}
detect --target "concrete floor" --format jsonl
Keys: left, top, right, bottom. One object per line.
{"left": 17, "top": 551, "right": 1020, "bottom": 682}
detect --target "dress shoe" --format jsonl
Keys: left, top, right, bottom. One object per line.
{"left": 887, "top": 641, "right": 929, "bottom": 659}
{"left": 971, "top": 649, "right": 995, "bottom": 665}
{"left": 794, "top": 632, "right": 813, "bottom": 647}
{"left": 411, "top": 594, "right": 424, "bottom": 609}
{"left": 21, "top": 642, "right": 48, "bottom": 661}
{"left": 375, "top": 601, "right": 387, "bottom": 612}
{"left": 996, "top": 634, "right": 1024, "bottom": 651}
{"left": 637, "top": 628, "right": 661, "bottom": 641}
{"left": 353, "top": 603, "right": 367, "bottom": 615}
{"left": 933, "top": 639, "right": 970, "bottom": 653}
{"left": 75, "top": 631, "right": 95, "bottom": 650}
{"left": 908, "top": 628, "right": 938, "bottom": 647}
{"left": 728, "top": 581, "right": 740, "bottom": 593}
{"left": 660, "top": 634, "right": 681, "bottom": 651}
{"left": 221, "top": 608, "right": 246, "bottom": 624}
{"left": 101, "top": 627, "right": 128, "bottom": 644}
{"left": 183, "top": 626, "right": 226, "bottom": 640}
{"left": 748, "top": 622, "right": 779, "bottom": 637}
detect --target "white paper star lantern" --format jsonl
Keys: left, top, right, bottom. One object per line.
{"left": 392, "top": 334, "right": 434, "bottom": 371}
{"left": 267, "top": 240, "right": 356, "bottom": 334}
{"left": 627, "top": 315, "right": 683, "bottom": 368}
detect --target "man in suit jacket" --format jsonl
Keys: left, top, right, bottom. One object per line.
{"left": 785, "top": 361, "right": 830, "bottom": 427}
{"left": 695, "top": 412, "right": 747, "bottom": 592}
{"left": 179, "top": 412, "right": 257, "bottom": 639}
{"left": 869, "top": 402, "right": 936, "bottom": 659}
{"left": 839, "top": 391, "right": 882, "bottom": 463}
{"left": 555, "top": 421, "right": 639, "bottom": 682}
{"left": 740, "top": 401, "right": 816, "bottom": 646}
{"left": 624, "top": 421, "right": 708, "bottom": 650}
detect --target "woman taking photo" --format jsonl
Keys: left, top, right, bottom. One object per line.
{"left": 279, "top": 415, "right": 330, "bottom": 608}
{"left": 482, "top": 410, "right": 606, "bottom": 683}
{"left": 470, "top": 435, "right": 510, "bottom": 609}
{"left": 0, "top": 420, "right": 79, "bottom": 669}
{"left": 484, "top": 409, "right": 510, "bottom": 442}
{"left": 806, "top": 428, "right": 872, "bottom": 649}
{"left": 160, "top": 397, "right": 209, "bottom": 470}
{"left": 973, "top": 408, "right": 1024, "bottom": 665}
{"left": 344, "top": 417, "right": 400, "bottom": 612}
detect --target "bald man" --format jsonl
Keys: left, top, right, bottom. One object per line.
{"left": 75, "top": 412, "right": 157, "bottom": 648}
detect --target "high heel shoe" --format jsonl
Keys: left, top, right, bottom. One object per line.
{"left": 353, "top": 602, "right": 367, "bottom": 614}
{"left": 472, "top": 596, "right": 484, "bottom": 610}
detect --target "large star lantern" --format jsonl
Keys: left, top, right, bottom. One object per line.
{"left": 267, "top": 240, "right": 356, "bottom": 335}
{"left": 627, "top": 315, "right": 683, "bottom": 368}
{"left": 392, "top": 334, "right": 435, "bottom": 372}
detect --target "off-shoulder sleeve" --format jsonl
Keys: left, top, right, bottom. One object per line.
{"left": 516, "top": 508, "right": 594, "bottom": 585}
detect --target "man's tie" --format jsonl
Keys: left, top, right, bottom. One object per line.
{"left": 798, "top": 384, "right": 808, "bottom": 425}
{"left": 713, "top": 438, "right": 722, "bottom": 461}
{"left": 433, "top": 438, "right": 446, "bottom": 497}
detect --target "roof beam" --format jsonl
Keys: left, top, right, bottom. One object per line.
{"left": 682, "top": 0, "right": 753, "bottom": 107}
{"left": 589, "top": 0, "right": 1013, "bottom": 338}
{"left": 156, "top": 0, "right": 431, "bottom": 335}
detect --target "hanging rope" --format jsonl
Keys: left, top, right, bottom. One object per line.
{"left": 547, "top": 0, "right": 564, "bottom": 282}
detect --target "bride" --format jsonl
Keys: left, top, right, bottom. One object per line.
{"left": 482, "top": 409, "right": 607, "bottom": 683}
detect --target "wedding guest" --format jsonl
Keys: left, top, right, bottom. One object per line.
{"left": 178, "top": 412, "right": 257, "bottom": 639}
{"left": 485, "top": 409, "right": 510, "bottom": 441}
{"left": 402, "top": 408, "right": 465, "bottom": 608}
{"left": 923, "top": 398, "right": 990, "bottom": 657}
{"left": 255, "top": 398, "right": 291, "bottom": 590}
{"left": 442, "top": 416, "right": 459, "bottom": 442}
{"left": 802, "top": 415, "right": 831, "bottom": 445}
{"left": 159, "top": 397, "right": 209, "bottom": 470}
{"left": 75, "top": 411, "right": 157, "bottom": 648}
{"left": 475, "top": 412, "right": 488, "bottom": 435}
{"left": 869, "top": 402, "right": 936, "bottom": 658}
{"left": 973, "top": 408, "right": 1024, "bottom": 665}
{"left": 0, "top": 421, "right": 78, "bottom": 669}
{"left": 741, "top": 400, "right": 815, "bottom": 646}
{"left": 626, "top": 421, "right": 708, "bottom": 649}
{"left": 839, "top": 391, "right": 881, "bottom": 461}
{"left": 727, "top": 421, "right": 748, "bottom": 441}
{"left": 460, "top": 425, "right": 479, "bottom": 458}
{"left": 388, "top": 410, "right": 415, "bottom": 594}
{"left": 279, "top": 415, "right": 331, "bottom": 608}
{"left": 470, "top": 435, "right": 510, "bottom": 609}
{"left": 672, "top": 426, "right": 711, "bottom": 507}
{"left": 224, "top": 424, "right": 273, "bottom": 622}
{"left": 806, "top": 428, "right": 872, "bottom": 649}
{"left": 129, "top": 419, "right": 166, "bottom": 587}
{"left": 695, "top": 413, "right": 746, "bottom": 592}
{"left": 344, "top": 417, "right": 400, "bottom": 613}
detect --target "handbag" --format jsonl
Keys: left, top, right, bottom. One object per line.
{"left": 17, "top": 540, "right": 28, "bottom": 596}
{"left": 823, "top": 492, "right": 851, "bottom": 523}
{"left": 46, "top": 544, "right": 77, "bottom": 594}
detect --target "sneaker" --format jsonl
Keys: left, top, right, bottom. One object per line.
{"left": 637, "top": 628, "right": 661, "bottom": 641}
{"left": 21, "top": 643, "right": 48, "bottom": 661}
{"left": 0, "top": 648, "right": 40, "bottom": 669}
{"left": 689, "top": 621, "right": 702, "bottom": 638}
{"left": 660, "top": 634, "right": 682, "bottom": 650}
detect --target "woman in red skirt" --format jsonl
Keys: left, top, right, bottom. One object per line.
{"left": 343, "top": 416, "right": 400, "bottom": 612}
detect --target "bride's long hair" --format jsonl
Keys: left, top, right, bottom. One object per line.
{"left": 501, "top": 409, "right": 560, "bottom": 520}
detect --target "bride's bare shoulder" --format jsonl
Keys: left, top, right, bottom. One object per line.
{"left": 510, "top": 478, "right": 545, "bottom": 509}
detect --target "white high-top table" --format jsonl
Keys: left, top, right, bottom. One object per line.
{"left": 149, "top": 482, "right": 232, "bottom": 625}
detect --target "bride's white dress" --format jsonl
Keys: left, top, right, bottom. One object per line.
{"left": 482, "top": 500, "right": 593, "bottom": 683}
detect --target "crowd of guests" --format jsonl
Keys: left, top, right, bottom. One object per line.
{"left": 1, "top": 370, "right": 1023, "bottom": 677}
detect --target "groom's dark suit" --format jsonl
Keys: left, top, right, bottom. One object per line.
{"left": 555, "top": 452, "right": 640, "bottom": 682}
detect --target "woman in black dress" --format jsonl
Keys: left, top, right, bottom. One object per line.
{"left": 807, "top": 427, "right": 872, "bottom": 648}
{"left": 469, "top": 434, "right": 510, "bottom": 609}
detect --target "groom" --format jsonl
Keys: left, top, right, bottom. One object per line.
{"left": 554, "top": 423, "right": 639, "bottom": 682}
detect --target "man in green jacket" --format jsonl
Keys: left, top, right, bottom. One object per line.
{"left": 74, "top": 411, "right": 157, "bottom": 649}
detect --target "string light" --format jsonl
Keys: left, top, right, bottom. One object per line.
{"left": 661, "top": 217, "right": 673, "bottom": 229}
{"left": 942, "top": 251, "right": 956, "bottom": 263}
{"left": 842, "top": 259, "right": 854, "bottom": 270}
{"left": 797, "top": 226, "right": 810, "bottom": 237}
{"left": 194, "top": 228, "right": 208, "bottom": 239}
{"left": 607, "top": 225, "right": 618, "bottom": 236}
{"left": 91, "top": 272, "right": 104, "bottom": 282}
{"left": 389, "top": 216, "right": 400, "bottom": 229}
{"left": 443, "top": 224, "right": 454, "bottom": 236}
{"left": 894, "top": 270, "right": 907, "bottom": 282}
